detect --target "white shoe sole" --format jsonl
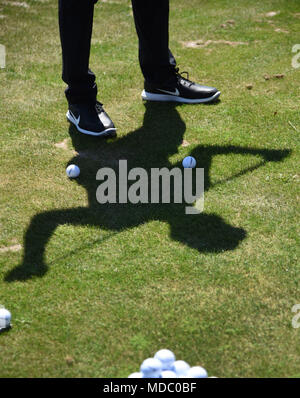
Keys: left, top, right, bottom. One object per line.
{"left": 141, "top": 90, "right": 221, "bottom": 104}
{"left": 66, "top": 110, "right": 116, "bottom": 137}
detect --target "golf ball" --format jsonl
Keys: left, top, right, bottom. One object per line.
{"left": 186, "top": 366, "right": 208, "bottom": 378}
{"left": 140, "top": 358, "right": 163, "bottom": 378}
{"left": 128, "top": 372, "right": 143, "bottom": 378}
{"left": 161, "top": 370, "right": 177, "bottom": 378}
{"left": 182, "top": 156, "right": 196, "bottom": 168}
{"left": 0, "top": 308, "right": 11, "bottom": 329}
{"left": 173, "top": 360, "right": 190, "bottom": 376}
{"left": 154, "top": 349, "right": 176, "bottom": 370}
{"left": 66, "top": 164, "right": 80, "bottom": 178}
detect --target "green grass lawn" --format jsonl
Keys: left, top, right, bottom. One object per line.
{"left": 0, "top": 0, "right": 299, "bottom": 378}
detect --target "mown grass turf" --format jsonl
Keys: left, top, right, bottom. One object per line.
{"left": 0, "top": 0, "right": 299, "bottom": 377}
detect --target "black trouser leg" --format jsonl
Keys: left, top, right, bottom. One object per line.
{"left": 131, "top": 0, "right": 176, "bottom": 85}
{"left": 58, "top": 0, "right": 98, "bottom": 104}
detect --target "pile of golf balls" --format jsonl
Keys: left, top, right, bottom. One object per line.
{"left": 0, "top": 307, "right": 11, "bottom": 330}
{"left": 128, "top": 349, "right": 213, "bottom": 378}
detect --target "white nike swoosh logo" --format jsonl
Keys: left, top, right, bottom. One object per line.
{"left": 157, "top": 88, "right": 180, "bottom": 96}
{"left": 70, "top": 111, "right": 80, "bottom": 125}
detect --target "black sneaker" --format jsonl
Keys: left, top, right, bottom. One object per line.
{"left": 142, "top": 67, "right": 220, "bottom": 104}
{"left": 66, "top": 101, "right": 116, "bottom": 137}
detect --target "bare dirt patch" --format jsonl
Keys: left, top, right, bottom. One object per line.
{"left": 263, "top": 73, "right": 285, "bottom": 80}
{"left": 220, "top": 20, "right": 235, "bottom": 28}
{"left": 274, "top": 28, "right": 289, "bottom": 34}
{"left": 181, "top": 140, "right": 190, "bottom": 147}
{"left": 55, "top": 138, "right": 69, "bottom": 150}
{"left": 181, "top": 39, "right": 248, "bottom": 48}
{"left": 3, "top": 1, "right": 29, "bottom": 8}
{"left": 0, "top": 244, "right": 22, "bottom": 253}
{"left": 265, "top": 11, "right": 280, "bottom": 17}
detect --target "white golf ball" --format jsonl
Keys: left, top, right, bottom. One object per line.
{"left": 154, "top": 349, "right": 176, "bottom": 370}
{"left": 128, "top": 372, "right": 143, "bottom": 378}
{"left": 66, "top": 164, "right": 80, "bottom": 178}
{"left": 161, "top": 370, "right": 177, "bottom": 378}
{"left": 182, "top": 156, "right": 196, "bottom": 168}
{"left": 0, "top": 308, "right": 11, "bottom": 329}
{"left": 140, "top": 358, "right": 163, "bottom": 378}
{"left": 173, "top": 360, "right": 190, "bottom": 376}
{"left": 186, "top": 366, "right": 208, "bottom": 378}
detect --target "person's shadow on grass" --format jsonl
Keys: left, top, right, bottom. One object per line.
{"left": 4, "top": 102, "right": 290, "bottom": 281}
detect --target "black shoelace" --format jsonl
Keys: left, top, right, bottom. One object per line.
{"left": 95, "top": 101, "right": 104, "bottom": 113}
{"left": 174, "top": 67, "right": 194, "bottom": 87}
